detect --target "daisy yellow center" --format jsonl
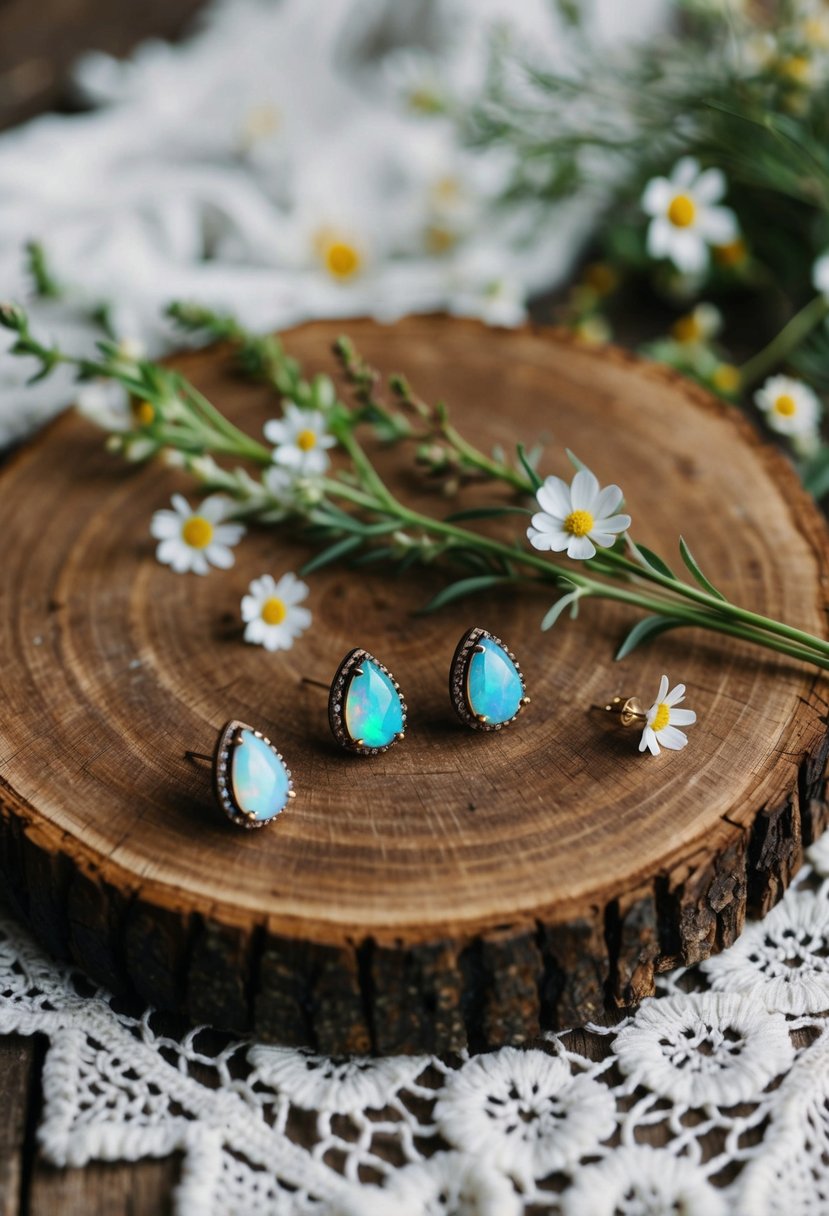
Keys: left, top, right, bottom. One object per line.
{"left": 714, "top": 238, "right": 747, "bottom": 267}
{"left": 672, "top": 314, "right": 702, "bottom": 344}
{"left": 181, "top": 516, "right": 214, "bottom": 549}
{"left": 133, "top": 401, "right": 155, "bottom": 427}
{"left": 651, "top": 703, "right": 671, "bottom": 732}
{"left": 667, "top": 194, "right": 696, "bottom": 228}
{"left": 564, "top": 509, "right": 594, "bottom": 537}
{"left": 774, "top": 393, "right": 797, "bottom": 417}
{"left": 296, "top": 428, "right": 318, "bottom": 451}
{"left": 261, "top": 597, "right": 287, "bottom": 625}
{"left": 712, "top": 364, "right": 740, "bottom": 394}
{"left": 323, "top": 241, "right": 361, "bottom": 280}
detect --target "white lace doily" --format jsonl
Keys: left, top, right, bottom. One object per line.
{"left": 5, "top": 835, "right": 829, "bottom": 1215}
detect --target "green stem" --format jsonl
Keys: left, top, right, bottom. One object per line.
{"left": 440, "top": 419, "right": 531, "bottom": 492}
{"left": 595, "top": 545, "right": 829, "bottom": 658}
{"left": 738, "top": 294, "right": 829, "bottom": 389}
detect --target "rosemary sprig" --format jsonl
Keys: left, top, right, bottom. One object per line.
{"left": 3, "top": 300, "right": 829, "bottom": 672}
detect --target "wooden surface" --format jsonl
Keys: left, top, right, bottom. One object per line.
{"left": 0, "top": 0, "right": 205, "bottom": 131}
{"left": 1, "top": 316, "right": 828, "bottom": 1058}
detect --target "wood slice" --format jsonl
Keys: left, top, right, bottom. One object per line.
{"left": 1, "top": 315, "right": 828, "bottom": 1055}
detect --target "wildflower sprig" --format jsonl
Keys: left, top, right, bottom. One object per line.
{"left": 4, "top": 300, "right": 829, "bottom": 673}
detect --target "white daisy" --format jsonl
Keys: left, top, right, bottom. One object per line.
{"left": 639, "top": 675, "right": 696, "bottom": 756}
{"left": 642, "top": 157, "right": 738, "bottom": 275}
{"left": 813, "top": 251, "right": 829, "bottom": 297}
{"left": 150, "top": 494, "right": 244, "bottom": 575}
{"left": 527, "top": 467, "right": 631, "bottom": 561}
{"left": 263, "top": 402, "right": 336, "bottom": 475}
{"left": 241, "top": 572, "right": 311, "bottom": 651}
{"left": 754, "top": 374, "right": 821, "bottom": 438}
{"left": 312, "top": 225, "right": 366, "bottom": 282}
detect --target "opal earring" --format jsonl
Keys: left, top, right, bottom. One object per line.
{"left": 185, "top": 720, "right": 295, "bottom": 828}
{"left": 326, "top": 648, "right": 407, "bottom": 754}
{"left": 449, "top": 626, "right": 529, "bottom": 730}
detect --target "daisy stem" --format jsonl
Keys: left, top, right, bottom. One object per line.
{"left": 737, "top": 294, "right": 829, "bottom": 390}
{"left": 594, "top": 546, "right": 829, "bottom": 658}
{"left": 439, "top": 418, "right": 530, "bottom": 492}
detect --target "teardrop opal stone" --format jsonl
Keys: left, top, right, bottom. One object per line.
{"left": 344, "top": 659, "right": 404, "bottom": 748}
{"left": 231, "top": 729, "right": 290, "bottom": 822}
{"left": 467, "top": 637, "right": 524, "bottom": 725}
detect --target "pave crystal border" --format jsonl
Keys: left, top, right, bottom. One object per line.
{"left": 327, "top": 648, "right": 408, "bottom": 756}
{"left": 448, "top": 626, "right": 529, "bottom": 732}
{"left": 212, "top": 719, "right": 293, "bottom": 830}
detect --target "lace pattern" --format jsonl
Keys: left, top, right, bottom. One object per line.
{"left": 4, "top": 837, "right": 829, "bottom": 1213}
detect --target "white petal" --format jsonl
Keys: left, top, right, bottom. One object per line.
{"left": 171, "top": 493, "right": 192, "bottom": 519}
{"left": 150, "top": 510, "right": 181, "bottom": 540}
{"left": 665, "top": 682, "right": 686, "bottom": 706}
{"left": 528, "top": 526, "right": 566, "bottom": 552}
{"left": 536, "top": 476, "right": 571, "bottom": 518}
{"left": 674, "top": 156, "right": 700, "bottom": 188}
{"left": 213, "top": 522, "right": 245, "bottom": 546}
{"left": 241, "top": 595, "right": 260, "bottom": 623}
{"left": 641, "top": 177, "right": 672, "bottom": 216}
{"left": 670, "top": 229, "right": 708, "bottom": 274}
{"left": 318, "top": 433, "right": 338, "bottom": 450}
{"left": 593, "top": 484, "right": 624, "bottom": 518}
{"left": 157, "top": 538, "right": 188, "bottom": 570}
{"left": 289, "top": 605, "right": 312, "bottom": 630}
{"left": 567, "top": 534, "right": 596, "bottom": 560}
{"left": 693, "top": 167, "right": 726, "bottom": 204}
{"left": 669, "top": 708, "right": 697, "bottom": 726}
{"left": 647, "top": 218, "right": 674, "bottom": 260}
{"left": 640, "top": 727, "right": 660, "bottom": 755}
{"left": 570, "top": 467, "right": 600, "bottom": 512}
{"left": 249, "top": 574, "right": 276, "bottom": 600}
{"left": 657, "top": 725, "right": 688, "bottom": 750}
{"left": 189, "top": 551, "right": 210, "bottom": 576}
{"left": 262, "top": 623, "right": 293, "bottom": 651}
{"left": 592, "top": 512, "right": 631, "bottom": 535}
{"left": 697, "top": 205, "right": 738, "bottom": 245}
{"left": 275, "top": 573, "right": 309, "bottom": 605}
{"left": 264, "top": 419, "right": 289, "bottom": 444}
{"left": 656, "top": 674, "right": 670, "bottom": 703}
{"left": 531, "top": 510, "right": 561, "bottom": 533}
{"left": 813, "top": 253, "right": 829, "bottom": 296}
{"left": 244, "top": 618, "right": 267, "bottom": 645}
{"left": 302, "top": 449, "right": 331, "bottom": 475}
{"left": 274, "top": 446, "right": 304, "bottom": 469}
{"left": 205, "top": 543, "right": 235, "bottom": 569}
{"left": 589, "top": 531, "right": 621, "bottom": 550}
{"left": 200, "top": 494, "right": 231, "bottom": 523}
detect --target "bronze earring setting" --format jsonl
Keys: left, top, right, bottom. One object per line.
{"left": 186, "top": 719, "right": 295, "bottom": 829}
{"left": 449, "top": 626, "right": 529, "bottom": 731}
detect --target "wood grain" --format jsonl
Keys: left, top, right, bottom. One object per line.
{"left": 0, "top": 315, "right": 827, "bottom": 1054}
{"left": 0, "top": 0, "right": 205, "bottom": 131}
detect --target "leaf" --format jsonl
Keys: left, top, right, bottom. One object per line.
{"left": 541, "top": 589, "right": 581, "bottom": 631}
{"left": 444, "top": 505, "right": 532, "bottom": 523}
{"left": 421, "top": 575, "right": 509, "bottom": 613}
{"left": 517, "top": 444, "right": 542, "bottom": 491}
{"left": 615, "top": 615, "right": 687, "bottom": 661}
{"left": 300, "top": 535, "right": 363, "bottom": 575}
{"left": 630, "top": 542, "right": 676, "bottom": 580}
{"left": 565, "top": 448, "right": 588, "bottom": 474}
{"left": 679, "top": 537, "right": 726, "bottom": 600}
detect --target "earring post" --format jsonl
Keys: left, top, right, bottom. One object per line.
{"left": 184, "top": 750, "right": 213, "bottom": 765}
{"left": 301, "top": 676, "right": 330, "bottom": 691}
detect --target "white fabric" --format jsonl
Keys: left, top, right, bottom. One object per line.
{"left": 0, "top": 0, "right": 666, "bottom": 446}
{"left": 5, "top": 838, "right": 829, "bottom": 1214}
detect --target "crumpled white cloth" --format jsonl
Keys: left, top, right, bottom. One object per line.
{"left": 0, "top": 0, "right": 666, "bottom": 446}
{"left": 5, "top": 837, "right": 829, "bottom": 1215}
